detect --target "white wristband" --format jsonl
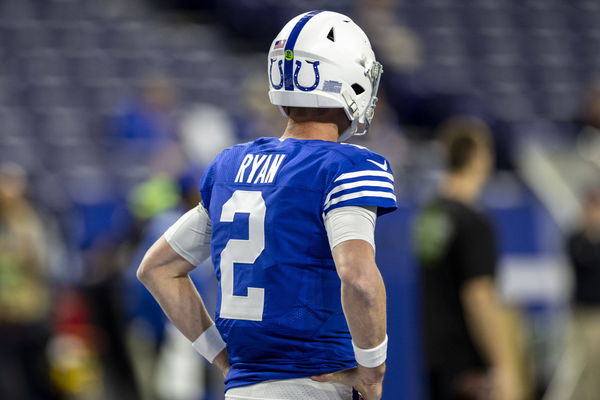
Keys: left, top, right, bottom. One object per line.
{"left": 191, "top": 324, "right": 226, "bottom": 363}
{"left": 352, "top": 334, "right": 388, "bottom": 368}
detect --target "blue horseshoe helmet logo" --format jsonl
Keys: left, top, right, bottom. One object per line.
{"left": 294, "top": 60, "right": 320, "bottom": 91}
{"left": 269, "top": 58, "right": 284, "bottom": 90}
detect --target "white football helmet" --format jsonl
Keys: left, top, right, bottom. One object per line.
{"left": 268, "top": 10, "right": 383, "bottom": 141}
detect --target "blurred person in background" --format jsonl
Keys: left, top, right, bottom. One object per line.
{"left": 236, "top": 71, "right": 288, "bottom": 141}
{"left": 113, "top": 73, "right": 186, "bottom": 177}
{"left": 122, "top": 100, "right": 236, "bottom": 400}
{"left": 547, "top": 186, "right": 600, "bottom": 400}
{"left": 124, "top": 169, "right": 222, "bottom": 400}
{"left": 70, "top": 170, "right": 140, "bottom": 400}
{"left": 414, "top": 118, "right": 525, "bottom": 400}
{"left": 71, "top": 72, "right": 189, "bottom": 400}
{"left": 574, "top": 84, "right": 600, "bottom": 169}
{"left": 0, "top": 163, "right": 60, "bottom": 399}
{"left": 114, "top": 73, "right": 178, "bottom": 151}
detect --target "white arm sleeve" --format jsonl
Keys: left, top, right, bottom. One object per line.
{"left": 164, "top": 205, "right": 212, "bottom": 266}
{"left": 324, "top": 206, "right": 377, "bottom": 251}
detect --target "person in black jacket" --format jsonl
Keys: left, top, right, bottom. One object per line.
{"left": 414, "top": 117, "right": 524, "bottom": 400}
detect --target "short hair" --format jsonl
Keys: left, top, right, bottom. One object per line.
{"left": 438, "top": 117, "right": 492, "bottom": 172}
{"left": 281, "top": 106, "right": 350, "bottom": 135}
{"left": 282, "top": 106, "right": 332, "bottom": 119}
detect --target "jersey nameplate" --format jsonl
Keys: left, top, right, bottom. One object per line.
{"left": 234, "top": 154, "right": 286, "bottom": 184}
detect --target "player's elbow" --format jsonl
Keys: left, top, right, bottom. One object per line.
{"left": 461, "top": 276, "right": 496, "bottom": 307}
{"left": 338, "top": 261, "right": 383, "bottom": 304}
{"left": 137, "top": 251, "right": 158, "bottom": 285}
{"left": 136, "top": 258, "right": 150, "bottom": 284}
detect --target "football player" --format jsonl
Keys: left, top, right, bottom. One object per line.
{"left": 138, "top": 11, "right": 397, "bottom": 400}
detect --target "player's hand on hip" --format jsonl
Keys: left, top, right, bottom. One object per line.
{"left": 311, "top": 364, "right": 385, "bottom": 400}
{"left": 213, "top": 348, "right": 231, "bottom": 378}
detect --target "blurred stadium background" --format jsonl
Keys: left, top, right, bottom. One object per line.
{"left": 0, "top": 0, "right": 599, "bottom": 399}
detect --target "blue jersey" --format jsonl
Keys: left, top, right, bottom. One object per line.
{"left": 199, "top": 137, "right": 397, "bottom": 391}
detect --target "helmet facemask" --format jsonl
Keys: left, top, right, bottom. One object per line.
{"left": 339, "top": 60, "right": 383, "bottom": 141}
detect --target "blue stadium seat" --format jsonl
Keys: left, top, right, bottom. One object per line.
{"left": 68, "top": 50, "right": 121, "bottom": 82}
{"left": 22, "top": 49, "right": 69, "bottom": 81}
{"left": 0, "top": 142, "right": 40, "bottom": 171}
{"left": 47, "top": 21, "right": 103, "bottom": 52}
{"left": 0, "top": 107, "right": 32, "bottom": 141}
{"left": 35, "top": 109, "right": 91, "bottom": 144}
{"left": 83, "top": 79, "right": 132, "bottom": 116}
{"left": 0, "top": 0, "right": 37, "bottom": 22}
{"left": 2, "top": 21, "right": 52, "bottom": 51}
{"left": 26, "top": 79, "right": 84, "bottom": 111}
{"left": 0, "top": 79, "right": 23, "bottom": 107}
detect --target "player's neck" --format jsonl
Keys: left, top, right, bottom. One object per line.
{"left": 280, "top": 119, "right": 339, "bottom": 142}
{"left": 441, "top": 173, "right": 484, "bottom": 205}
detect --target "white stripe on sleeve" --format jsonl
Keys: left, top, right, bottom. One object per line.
{"left": 334, "top": 170, "right": 394, "bottom": 182}
{"left": 325, "top": 180, "right": 395, "bottom": 206}
{"left": 324, "top": 190, "right": 397, "bottom": 210}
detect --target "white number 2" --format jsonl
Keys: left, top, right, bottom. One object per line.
{"left": 219, "top": 190, "right": 266, "bottom": 321}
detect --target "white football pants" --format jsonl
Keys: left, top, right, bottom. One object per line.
{"left": 225, "top": 377, "right": 353, "bottom": 400}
